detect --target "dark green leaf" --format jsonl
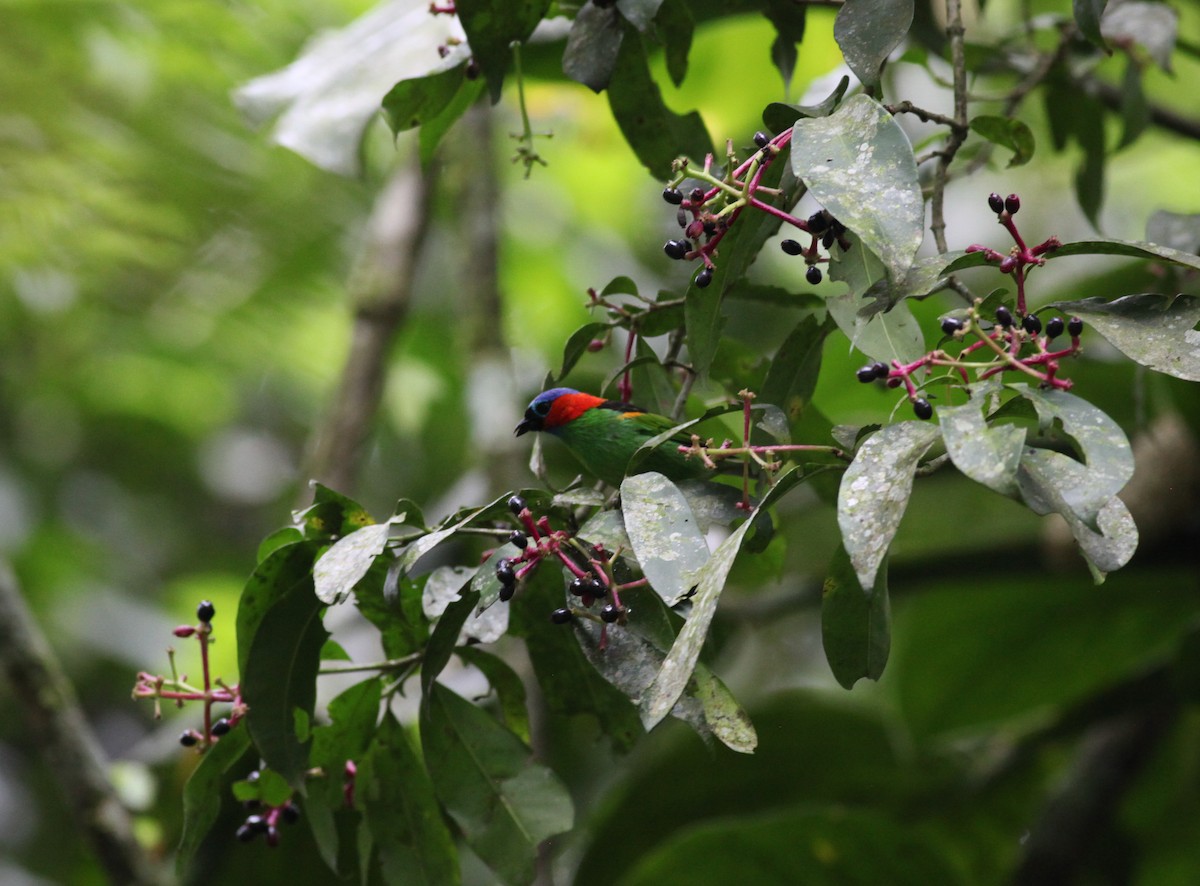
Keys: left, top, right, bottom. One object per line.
{"left": 938, "top": 379, "right": 1026, "bottom": 496}
{"left": 300, "top": 484, "right": 376, "bottom": 538}
{"left": 791, "top": 95, "right": 924, "bottom": 282}
{"left": 760, "top": 314, "right": 833, "bottom": 424}
{"left": 358, "top": 565, "right": 429, "bottom": 659}
{"left": 969, "top": 114, "right": 1035, "bottom": 166}
{"left": 381, "top": 65, "right": 469, "bottom": 135}
{"left": 456, "top": 646, "right": 532, "bottom": 744}
{"left": 1051, "top": 293, "right": 1200, "bottom": 381}
{"left": 361, "top": 713, "right": 459, "bottom": 886}
{"left": 837, "top": 421, "right": 940, "bottom": 590}
{"left": 243, "top": 570, "right": 329, "bottom": 788}
{"left": 620, "top": 472, "right": 710, "bottom": 605}
{"left": 762, "top": 75, "right": 850, "bottom": 132}
{"left": 827, "top": 233, "right": 925, "bottom": 364}
{"left": 236, "top": 541, "right": 318, "bottom": 675}
{"left": 176, "top": 728, "right": 251, "bottom": 877}
{"left": 635, "top": 300, "right": 685, "bottom": 338}
{"left": 657, "top": 0, "right": 693, "bottom": 87}
{"left": 1073, "top": 95, "right": 1107, "bottom": 226}
{"left": 455, "top": 0, "right": 553, "bottom": 101}
{"left": 641, "top": 467, "right": 804, "bottom": 729}
{"left": 606, "top": 23, "right": 712, "bottom": 178}
{"left": 600, "top": 275, "right": 639, "bottom": 297}
{"left": 834, "top": 0, "right": 914, "bottom": 88}
{"left": 822, "top": 544, "right": 891, "bottom": 689}
{"left": 563, "top": 2, "right": 625, "bottom": 92}
{"left": 763, "top": 0, "right": 807, "bottom": 90}
{"left": 314, "top": 522, "right": 392, "bottom": 605}
{"left": 257, "top": 527, "right": 303, "bottom": 563}
{"left": 1117, "top": 57, "right": 1149, "bottom": 148}
{"left": 421, "top": 683, "right": 573, "bottom": 886}
{"left": 421, "top": 585, "right": 479, "bottom": 698}
{"left": 1074, "top": 0, "right": 1110, "bottom": 50}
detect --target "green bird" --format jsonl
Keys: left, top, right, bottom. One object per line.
{"left": 514, "top": 387, "right": 711, "bottom": 486}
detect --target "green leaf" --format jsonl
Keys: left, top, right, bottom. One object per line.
{"left": 760, "top": 315, "right": 833, "bottom": 425}
{"left": 822, "top": 544, "right": 890, "bottom": 689}
{"left": 421, "top": 585, "right": 479, "bottom": 698}
{"left": 314, "top": 522, "right": 393, "bottom": 605}
{"left": 419, "top": 75, "right": 486, "bottom": 165}
{"left": 691, "top": 664, "right": 758, "bottom": 754}
{"left": 555, "top": 322, "right": 609, "bottom": 382}
{"left": 456, "top": 646, "right": 532, "bottom": 744}
{"left": 1117, "top": 57, "right": 1150, "bottom": 148}
{"left": 640, "top": 467, "right": 804, "bottom": 730}
{"left": 257, "top": 527, "right": 303, "bottom": 563}
{"left": 300, "top": 484, "right": 375, "bottom": 538}
{"left": 236, "top": 541, "right": 318, "bottom": 675}
{"left": 1051, "top": 293, "right": 1200, "bottom": 381}
{"left": 620, "top": 472, "right": 710, "bottom": 605}
{"left": 763, "top": 0, "right": 808, "bottom": 91}
{"left": 421, "top": 683, "right": 573, "bottom": 886}
{"left": 563, "top": 2, "right": 625, "bottom": 92}
{"left": 1146, "top": 211, "right": 1200, "bottom": 254}
{"left": 606, "top": 23, "right": 712, "bottom": 178}
{"left": 762, "top": 76, "right": 849, "bottom": 133}
{"left": 827, "top": 231, "right": 925, "bottom": 364}
{"left": 656, "top": 0, "right": 694, "bottom": 87}
{"left": 1074, "top": 0, "right": 1110, "bottom": 50}
{"left": 837, "top": 421, "right": 940, "bottom": 590}
{"left": 474, "top": 542, "right": 524, "bottom": 613}
{"left": 790, "top": 95, "right": 923, "bottom": 283}
{"left": 381, "top": 65, "right": 469, "bottom": 135}
{"left": 243, "top": 569, "right": 329, "bottom": 788}
{"left": 391, "top": 493, "right": 512, "bottom": 584}
{"left": 938, "top": 380, "right": 1026, "bottom": 496}
{"left": 360, "top": 713, "right": 459, "bottom": 886}
{"left": 969, "top": 114, "right": 1035, "bottom": 167}
{"left": 833, "top": 0, "right": 914, "bottom": 88}
{"left": 176, "top": 728, "right": 251, "bottom": 877}
{"left": 454, "top": 0, "right": 553, "bottom": 101}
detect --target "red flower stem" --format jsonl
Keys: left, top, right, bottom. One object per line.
{"left": 619, "top": 330, "right": 636, "bottom": 403}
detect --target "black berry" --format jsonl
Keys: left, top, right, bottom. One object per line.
{"left": 1005, "top": 193, "right": 1020, "bottom": 214}
{"left": 600, "top": 604, "right": 622, "bottom": 623}
{"left": 587, "top": 577, "right": 607, "bottom": 598}
{"left": 995, "top": 305, "right": 1014, "bottom": 328}
{"left": 569, "top": 577, "right": 587, "bottom": 597}
{"left": 236, "top": 823, "right": 258, "bottom": 842}
{"left": 912, "top": 398, "right": 933, "bottom": 420}
{"left": 211, "top": 718, "right": 231, "bottom": 737}
{"left": 550, "top": 608, "right": 573, "bottom": 624}
{"left": 676, "top": 208, "right": 687, "bottom": 228}
{"left": 702, "top": 219, "right": 717, "bottom": 237}
{"left": 496, "top": 558, "right": 516, "bottom": 587}
{"left": 662, "top": 187, "right": 683, "bottom": 205}
{"left": 197, "top": 600, "right": 215, "bottom": 623}
{"left": 507, "top": 495, "right": 526, "bottom": 516}
{"left": 806, "top": 266, "right": 823, "bottom": 285}
{"left": 246, "top": 815, "right": 269, "bottom": 833}
{"left": 988, "top": 192, "right": 1004, "bottom": 214}
{"left": 464, "top": 59, "right": 480, "bottom": 80}
{"left": 246, "top": 770, "right": 260, "bottom": 783}
{"left": 179, "top": 731, "right": 198, "bottom": 747}
{"left": 807, "top": 211, "right": 829, "bottom": 233}
{"left": 821, "top": 230, "right": 835, "bottom": 250}
{"left": 695, "top": 267, "right": 713, "bottom": 288}
{"left": 1068, "top": 316, "right": 1084, "bottom": 337}
{"left": 281, "top": 803, "right": 301, "bottom": 825}
{"left": 508, "top": 530, "right": 528, "bottom": 550}
{"left": 941, "top": 317, "right": 964, "bottom": 336}
{"left": 857, "top": 365, "right": 879, "bottom": 384}
{"left": 872, "top": 362, "right": 889, "bottom": 379}
{"left": 753, "top": 131, "right": 770, "bottom": 148}
{"left": 663, "top": 239, "right": 690, "bottom": 260}
{"left": 689, "top": 187, "right": 706, "bottom": 205}
{"left": 498, "top": 584, "right": 515, "bottom": 602}
{"left": 1022, "top": 314, "right": 1042, "bottom": 335}
{"left": 780, "top": 239, "right": 803, "bottom": 256}
{"left": 1045, "top": 316, "right": 1064, "bottom": 339}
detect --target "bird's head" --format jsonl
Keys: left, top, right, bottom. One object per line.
{"left": 514, "top": 387, "right": 607, "bottom": 436}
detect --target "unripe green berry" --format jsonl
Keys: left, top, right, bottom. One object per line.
{"left": 912, "top": 398, "right": 933, "bottom": 420}
{"left": 780, "top": 239, "right": 802, "bottom": 256}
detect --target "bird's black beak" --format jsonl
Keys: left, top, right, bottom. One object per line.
{"left": 514, "top": 419, "right": 533, "bottom": 437}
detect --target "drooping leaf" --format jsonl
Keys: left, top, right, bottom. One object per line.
{"left": 391, "top": 493, "right": 511, "bottom": 584}
{"left": 176, "top": 728, "right": 251, "bottom": 877}
{"left": 656, "top": 0, "right": 694, "bottom": 87}
{"left": 827, "top": 232, "right": 925, "bottom": 365}
{"left": 1074, "top": 0, "right": 1110, "bottom": 50}
{"left": 837, "top": 421, "right": 941, "bottom": 590}
{"left": 421, "top": 585, "right": 480, "bottom": 698}
{"left": 361, "top": 713, "right": 459, "bottom": 886}
{"left": 822, "top": 543, "right": 891, "bottom": 689}
{"left": 314, "top": 522, "right": 393, "bottom": 605}
{"left": 563, "top": 2, "right": 626, "bottom": 92}
{"left": 641, "top": 467, "right": 804, "bottom": 730}
{"left": 1116, "top": 57, "right": 1150, "bottom": 149}
{"left": 421, "top": 683, "right": 574, "bottom": 886}
{"left": 381, "top": 65, "right": 471, "bottom": 135}
{"left": 760, "top": 314, "right": 834, "bottom": 425}
{"left": 236, "top": 541, "right": 318, "bottom": 675}
{"left": 556, "top": 322, "right": 610, "bottom": 382}
{"left": 939, "top": 381, "right": 1026, "bottom": 496}
{"left": 1051, "top": 293, "right": 1200, "bottom": 381}
{"left": 455, "top": 0, "right": 553, "bottom": 101}
{"left": 456, "top": 646, "right": 532, "bottom": 744}
{"left": 833, "top": 0, "right": 914, "bottom": 88}
{"left": 763, "top": 0, "right": 808, "bottom": 91}
{"left": 621, "top": 472, "right": 710, "bottom": 605}
{"left": 242, "top": 570, "right": 329, "bottom": 788}
{"left": 762, "top": 75, "right": 850, "bottom": 132}
{"left": 969, "top": 115, "right": 1035, "bottom": 167}
{"left": 691, "top": 664, "right": 758, "bottom": 754}
{"left": 790, "top": 94, "right": 924, "bottom": 283}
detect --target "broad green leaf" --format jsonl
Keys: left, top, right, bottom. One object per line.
{"left": 361, "top": 713, "right": 459, "bottom": 886}
{"left": 427, "top": 566, "right": 508, "bottom": 642}
{"left": 236, "top": 541, "right": 318, "bottom": 674}
{"left": 822, "top": 544, "right": 891, "bottom": 689}
{"left": 1051, "top": 293, "right": 1200, "bottom": 381}
{"left": 358, "top": 563, "right": 429, "bottom": 659}
{"left": 456, "top": 646, "right": 532, "bottom": 744}
{"left": 939, "top": 382, "right": 1026, "bottom": 496}
{"left": 969, "top": 115, "right": 1035, "bottom": 167}
{"left": 391, "top": 493, "right": 512, "bottom": 583}
{"left": 243, "top": 569, "right": 329, "bottom": 788}
{"left": 656, "top": 0, "right": 694, "bottom": 87}
{"left": 232, "top": 767, "right": 292, "bottom": 808}
{"left": 257, "top": 527, "right": 303, "bottom": 563}
{"left": 607, "top": 23, "right": 712, "bottom": 178}
{"left": 1073, "top": 92, "right": 1107, "bottom": 225}
{"left": 299, "top": 484, "right": 375, "bottom": 539}
{"left": 381, "top": 65, "right": 470, "bottom": 135}
{"left": 1074, "top": 0, "right": 1110, "bottom": 49}
{"left": 837, "top": 421, "right": 941, "bottom": 590}
{"left": 790, "top": 94, "right": 924, "bottom": 282}
{"left": 759, "top": 315, "right": 833, "bottom": 424}
{"left": 176, "top": 728, "right": 251, "bottom": 877}
{"left": 763, "top": 0, "right": 808, "bottom": 91}
{"left": 563, "top": 2, "right": 626, "bottom": 92}
{"left": 834, "top": 0, "right": 914, "bottom": 88}
{"left": 641, "top": 467, "right": 804, "bottom": 729}
{"left": 675, "top": 479, "right": 746, "bottom": 532}
{"left": 621, "top": 472, "right": 710, "bottom": 605}
{"left": 556, "top": 322, "right": 609, "bottom": 382}
{"left": 827, "top": 230, "right": 925, "bottom": 364}
{"left": 419, "top": 76, "right": 486, "bottom": 165}
{"left": 314, "top": 522, "right": 393, "bottom": 605}
{"left": 421, "top": 586, "right": 480, "bottom": 698}
{"left": 455, "top": 0, "right": 552, "bottom": 101}
{"left": 762, "top": 76, "right": 849, "bottom": 132}
{"left": 620, "top": 805, "right": 965, "bottom": 886}
{"left": 1117, "top": 57, "right": 1149, "bottom": 148}
{"left": 421, "top": 683, "right": 573, "bottom": 886}
{"left": 691, "top": 664, "right": 757, "bottom": 754}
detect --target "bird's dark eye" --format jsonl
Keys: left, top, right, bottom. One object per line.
{"left": 534, "top": 400, "right": 551, "bottom": 416}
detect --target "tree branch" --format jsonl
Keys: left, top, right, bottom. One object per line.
{"left": 0, "top": 561, "right": 165, "bottom": 886}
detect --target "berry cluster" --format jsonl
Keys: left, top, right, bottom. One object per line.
{"left": 234, "top": 769, "right": 302, "bottom": 848}
{"left": 661, "top": 129, "right": 847, "bottom": 289}
{"left": 853, "top": 193, "right": 1081, "bottom": 420}
{"left": 132, "top": 600, "right": 245, "bottom": 750}
{"left": 495, "top": 495, "right": 633, "bottom": 642}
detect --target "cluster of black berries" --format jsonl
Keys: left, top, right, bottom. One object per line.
{"left": 235, "top": 772, "right": 301, "bottom": 847}
{"left": 988, "top": 192, "right": 1020, "bottom": 215}
{"left": 778, "top": 209, "right": 849, "bottom": 285}
{"left": 662, "top": 183, "right": 722, "bottom": 289}
{"left": 494, "top": 496, "right": 529, "bottom": 601}
{"left": 550, "top": 573, "right": 625, "bottom": 627}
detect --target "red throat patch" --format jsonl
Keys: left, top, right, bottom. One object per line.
{"left": 544, "top": 392, "right": 606, "bottom": 429}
